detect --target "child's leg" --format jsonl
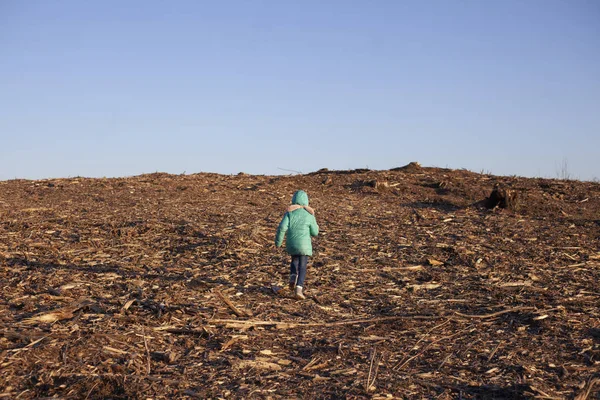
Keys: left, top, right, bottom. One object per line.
{"left": 289, "top": 256, "right": 299, "bottom": 287}
{"left": 295, "top": 255, "right": 308, "bottom": 288}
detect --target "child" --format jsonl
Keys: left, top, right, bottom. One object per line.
{"left": 275, "top": 190, "right": 319, "bottom": 299}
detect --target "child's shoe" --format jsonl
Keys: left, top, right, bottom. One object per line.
{"left": 289, "top": 282, "right": 295, "bottom": 291}
{"left": 295, "top": 286, "right": 306, "bottom": 300}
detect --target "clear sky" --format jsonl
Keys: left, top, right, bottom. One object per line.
{"left": 1, "top": 1, "right": 599, "bottom": 180}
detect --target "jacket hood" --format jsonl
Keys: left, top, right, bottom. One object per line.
{"left": 291, "top": 190, "right": 309, "bottom": 206}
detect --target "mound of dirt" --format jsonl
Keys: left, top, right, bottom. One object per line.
{"left": 1, "top": 168, "right": 599, "bottom": 399}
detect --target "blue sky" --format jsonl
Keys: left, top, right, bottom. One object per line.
{"left": 1, "top": 1, "right": 598, "bottom": 180}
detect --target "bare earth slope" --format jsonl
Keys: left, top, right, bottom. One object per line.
{"left": 1, "top": 166, "right": 599, "bottom": 399}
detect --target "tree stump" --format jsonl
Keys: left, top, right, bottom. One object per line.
{"left": 391, "top": 162, "right": 422, "bottom": 172}
{"left": 485, "top": 187, "right": 518, "bottom": 209}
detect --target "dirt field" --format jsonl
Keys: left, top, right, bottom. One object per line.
{"left": 1, "top": 165, "right": 599, "bottom": 399}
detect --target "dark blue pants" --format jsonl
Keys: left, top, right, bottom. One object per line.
{"left": 289, "top": 255, "right": 308, "bottom": 287}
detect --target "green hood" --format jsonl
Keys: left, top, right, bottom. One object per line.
{"left": 291, "top": 190, "right": 309, "bottom": 206}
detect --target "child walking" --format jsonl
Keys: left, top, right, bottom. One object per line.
{"left": 275, "top": 190, "right": 319, "bottom": 299}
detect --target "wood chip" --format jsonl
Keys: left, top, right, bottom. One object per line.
{"left": 428, "top": 259, "right": 444, "bottom": 266}
{"left": 236, "top": 360, "right": 282, "bottom": 371}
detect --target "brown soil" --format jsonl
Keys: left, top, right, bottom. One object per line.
{"left": 1, "top": 166, "right": 599, "bottom": 399}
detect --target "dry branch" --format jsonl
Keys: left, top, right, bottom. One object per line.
{"left": 209, "top": 314, "right": 438, "bottom": 330}
{"left": 215, "top": 289, "right": 253, "bottom": 318}
{"left": 454, "top": 306, "right": 535, "bottom": 319}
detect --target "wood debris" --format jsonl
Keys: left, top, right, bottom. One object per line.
{"left": 1, "top": 167, "right": 599, "bottom": 398}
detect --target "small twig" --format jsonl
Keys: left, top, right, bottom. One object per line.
{"left": 487, "top": 340, "right": 504, "bottom": 362}
{"left": 414, "top": 319, "right": 451, "bottom": 347}
{"left": 302, "top": 356, "right": 321, "bottom": 371}
{"left": 215, "top": 289, "right": 252, "bottom": 318}
{"left": 366, "top": 347, "right": 375, "bottom": 391}
{"left": 402, "top": 319, "right": 453, "bottom": 371}
{"left": 454, "top": 306, "right": 534, "bottom": 319}
{"left": 142, "top": 329, "right": 151, "bottom": 375}
{"left": 84, "top": 381, "right": 100, "bottom": 400}
{"left": 8, "top": 335, "right": 50, "bottom": 360}
{"left": 393, "top": 327, "right": 473, "bottom": 371}
{"left": 438, "top": 351, "right": 454, "bottom": 370}
{"left": 564, "top": 262, "right": 586, "bottom": 268}
{"left": 365, "top": 347, "right": 380, "bottom": 392}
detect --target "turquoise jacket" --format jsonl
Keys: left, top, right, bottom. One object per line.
{"left": 275, "top": 190, "right": 319, "bottom": 256}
